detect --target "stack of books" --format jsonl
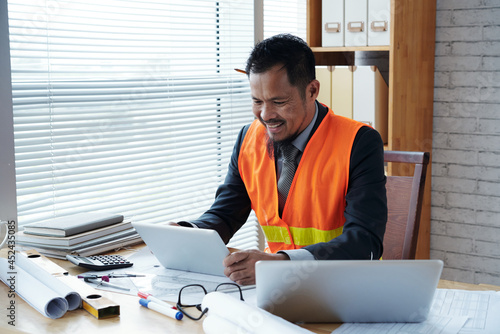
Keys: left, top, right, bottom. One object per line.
{"left": 16, "top": 212, "right": 143, "bottom": 259}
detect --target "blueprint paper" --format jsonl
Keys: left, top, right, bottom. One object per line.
{"left": 82, "top": 246, "right": 241, "bottom": 303}
{"left": 203, "top": 314, "right": 252, "bottom": 334}
{"left": 0, "top": 258, "right": 68, "bottom": 319}
{"left": 334, "top": 289, "right": 500, "bottom": 334}
{"left": 16, "top": 254, "right": 81, "bottom": 310}
{"left": 334, "top": 316, "right": 467, "bottom": 334}
{"left": 432, "top": 289, "right": 500, "bottom": 333}
{"left": 202, "top": 291, "right": 314, "bottom": 334}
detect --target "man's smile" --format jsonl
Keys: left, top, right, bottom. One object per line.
{"left": 266, "top": 122, "right": 284, "bottom": 128}
{"left": 264, "top": 120, "right": 285, "bottom": 133}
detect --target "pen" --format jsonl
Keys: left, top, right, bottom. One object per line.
{"left": 78, "top": 274, "right": 145, "bottom": 279}
{"left": 139, "top": 298, "right": 183, "bottom": 320}
{"left": 84, "top": 277, "right": 130, "bottom": 291}
{"left": 107, "top": 273, "right": 146, "bottom": 278}
{"left": 138, "top": 292, "right": 176, "bottom": 310}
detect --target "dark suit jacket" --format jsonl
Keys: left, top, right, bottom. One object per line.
{"left": 187, "top": 102, "right": 387, "bottom": 260}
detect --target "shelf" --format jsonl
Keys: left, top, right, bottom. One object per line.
{"left": 307, "top": 0, "right": 437, "bottom": 259}
{"left": 311, "top": 46, "right": 390, "bottom": 52}
{"left": 311, "top": 46, "right": 390, "bottom": 65}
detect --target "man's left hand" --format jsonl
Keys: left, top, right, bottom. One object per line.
{"left": 223, "top": 249, "right": 289, "bottom": 285}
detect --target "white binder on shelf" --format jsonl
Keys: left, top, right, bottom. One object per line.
{"left": 368, "top": 0, "right": 391, "bottom": 46}
{"left": 322, "top": 0, "right": 344, "bottom": 47}
{"left": 352, "top": 66, "right": 388, "bottom": 144}
{"left": 316, "top": 66, "right": 354, "bottom": 119}
{"left": 316, "top": 66, "right": 333, "bottom": 107}
{"left": 345, "top": 0, "right": 368, "bottom": 47}
{"left": 331, "top": 66, "right": 354, "bottom": 119}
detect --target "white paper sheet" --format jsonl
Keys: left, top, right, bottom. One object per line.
{"left": 201, "top": 291, "right": 314, "bottom": 334}
{"left": 203, "top": 314, "right": 252, "bottom": 334}
{"left": 432, "top": 289, "right": 500, "bottom": 333}
{"left": 334, "top": 315, "right": 468, "bottom": 334}
{"left": 83, "top": 246, "right": 242, "bottom": 303}
{"left": 0, "top": 258, "right": 68, "bottom": 319}
{"left": 16, "top": 254, "right": 81, "bottom": 310}
{"left": 333, "top": 289, "right": 500, "bottom": 334}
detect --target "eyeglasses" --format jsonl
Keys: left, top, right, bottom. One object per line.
{"left": 176, "top": 283, "right": 244, "bottom": 320}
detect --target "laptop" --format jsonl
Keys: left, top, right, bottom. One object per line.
{"left": 132, "top": 222, "right": 229, "bottom": 276}
{"left": 255, "top": 259, "right": 443, "bottom": 323}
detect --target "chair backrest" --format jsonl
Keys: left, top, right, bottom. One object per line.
{"left": 383, "top": 151, "right": 430, "bottom": 260}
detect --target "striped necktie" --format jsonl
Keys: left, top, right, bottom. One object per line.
{"left": 277, "top": 144, "right": 300, "bottom": 215}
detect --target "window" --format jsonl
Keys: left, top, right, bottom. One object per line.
{"left": 2, "top": 0, "right": 306, "bottom": 250}
{"left": 6, "top": 0, "right": 254, "bottom": 227}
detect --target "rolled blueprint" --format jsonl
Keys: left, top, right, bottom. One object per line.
{"left": 16, "top": 253, "right": 81, "bottom": 310}
{"left": 203, "top": 314, "right": 251, "bottom": 334}
{"left": 0, "top": 258, "right": 68, "bottom": 319}
{"left": 201, "top": 291, "right": 314, "bottom": 334}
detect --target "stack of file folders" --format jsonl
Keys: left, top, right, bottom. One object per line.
{"left": 15, "top": 212, "right": 142, "bottom": 259}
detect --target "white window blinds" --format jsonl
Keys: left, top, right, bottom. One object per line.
{"left": 8, "top": 1, "right": 255, "bottom": 232}
{"left": 5, "top": 0, "right": 306, "bottom": 251}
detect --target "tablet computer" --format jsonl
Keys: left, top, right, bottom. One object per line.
{"left": 132, "top": 222, "right": 229, "bottom": 276}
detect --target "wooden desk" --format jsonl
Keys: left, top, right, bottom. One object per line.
{"left": 0, "top": 246, "right": 208, "bottom": 334}
{"left": 1, "top": 247, "right": 499, "bottom": 334}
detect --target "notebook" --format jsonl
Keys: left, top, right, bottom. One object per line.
{"left": 132, "top": 222, "right": 229, "bottom": 276}
{"left": 255, "top": 259, "right": 443, "bottom": 323}
{"left": 23, "top": 212, "right": 124, "bottom": 237}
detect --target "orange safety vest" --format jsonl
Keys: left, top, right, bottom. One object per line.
{"left": 238, "top": 108, "right": 365, "bottom": 253}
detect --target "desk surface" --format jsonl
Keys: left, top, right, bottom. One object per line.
{"left": 1, "top": 246, "right": 500, "bottom": 334}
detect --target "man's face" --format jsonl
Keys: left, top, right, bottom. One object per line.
{"left": 249, "top": 65, "right": 318, "bottom": 143}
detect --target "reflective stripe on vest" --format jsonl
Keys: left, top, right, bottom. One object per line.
{"left": 238, "top": 107, "right": 365, "bottom": 252}
{"left": 261, "top": 225, "right": 344, "bottom": 246}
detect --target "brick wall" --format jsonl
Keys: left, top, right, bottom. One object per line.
{"left": 431, "top": 0, "right": 500, "bottom": 285}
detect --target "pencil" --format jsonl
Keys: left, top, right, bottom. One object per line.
{"left": 234, "top": 68, "right": 247, "bottom": 74}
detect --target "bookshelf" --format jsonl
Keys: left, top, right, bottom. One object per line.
{"left": 307, "top": 0, "right": 437, "bottom": 258}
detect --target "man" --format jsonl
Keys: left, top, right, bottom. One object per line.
{"left": 174, "top": 34, "right": 387, "bottom": 285}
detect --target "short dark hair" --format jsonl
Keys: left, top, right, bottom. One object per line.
{"left": 245, "top": 34, "right": 316, "bottom": 99}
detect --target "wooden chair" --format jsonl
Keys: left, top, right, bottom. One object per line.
{"left": 383, "top": 151, "right": 430, "bottom": 260}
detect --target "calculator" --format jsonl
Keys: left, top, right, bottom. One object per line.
{"left": 66, "top": 254, "right": 133, "bottom": 271}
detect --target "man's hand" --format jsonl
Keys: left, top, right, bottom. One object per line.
{"left": 223, "top": 250, "right": 289, "bottom": 285}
